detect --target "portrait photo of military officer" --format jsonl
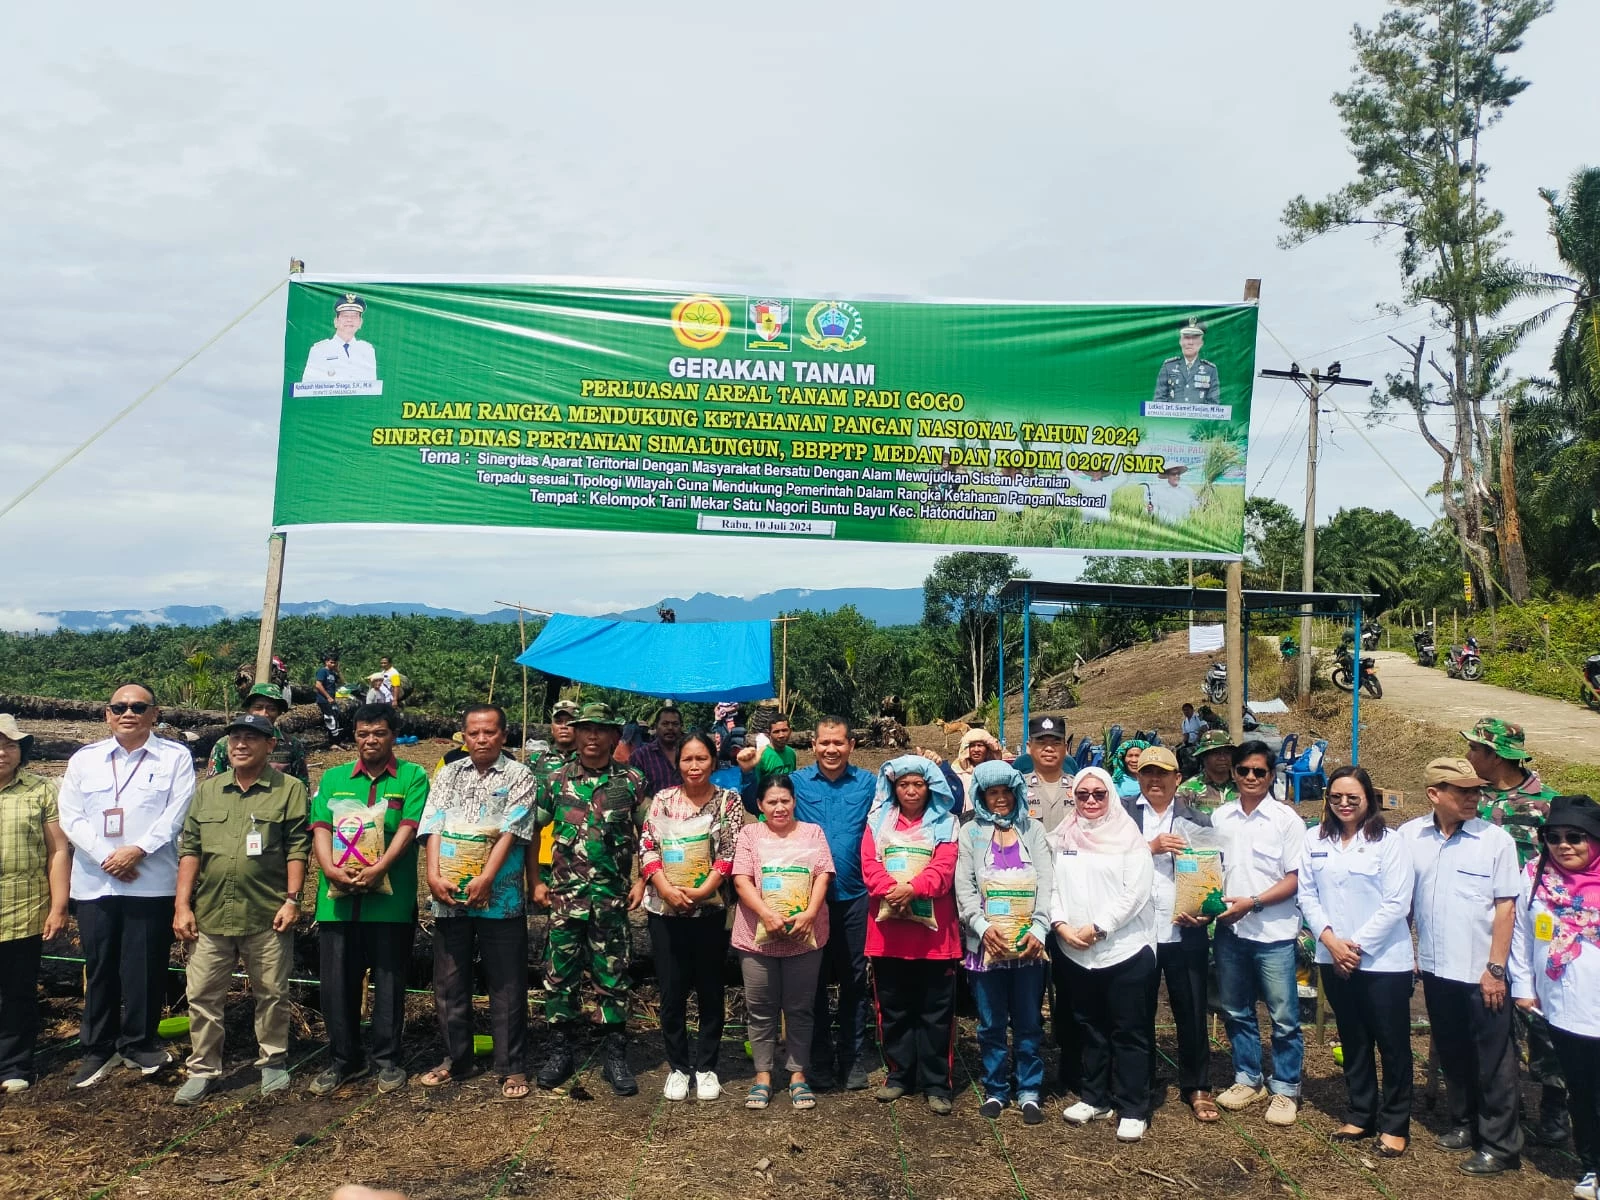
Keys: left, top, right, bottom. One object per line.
{"left": 1152, "top": 319, "right": 1220, "bottom": 405}
{"left": 301, "top": 294, "right": 379, "bottom": 384}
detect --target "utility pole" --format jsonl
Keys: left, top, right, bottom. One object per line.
{"left": 1258, "top": 362, "right": 1372, "bottom": 697}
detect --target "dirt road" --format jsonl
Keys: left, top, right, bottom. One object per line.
{"left": 1372, "top": 650, "right": 1600, "bottom": 761}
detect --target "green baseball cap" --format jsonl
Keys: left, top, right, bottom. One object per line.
{"left": 1461, "top": 716, "right": 1532, "bottom": 762}
{"left": 244, "top": 683, "right": 289, "bottom": 713}
{"left": 573, "top": 701, "right": 622, "bottom": 728}
{"left": 1195, "top": 728, "right": 1234, "bottom": 756}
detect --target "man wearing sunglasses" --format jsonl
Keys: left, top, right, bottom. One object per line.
{"left": 57, "top": 684, "right": 196, "bottom": 1088}
{"left": 1210, "top": 740, "right": 1306, "bottom": 1126}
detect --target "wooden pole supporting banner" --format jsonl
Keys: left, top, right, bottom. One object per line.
{"left": 1225, "top": 561, "right": 1245, "bottom": 743}
{"left": 253, "top": 532, "right": 286, "bottom": 689}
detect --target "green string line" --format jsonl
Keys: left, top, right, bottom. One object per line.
{"left": 951, "top": 1026, "right": 1029, "bottom": 1200}
{"left": 1297, "top": 1119, "right": 1401, "bottom": 1200}
{"left": 871, "top": 1041, "right": 918, "bottom": 1200}
{"left": 482, "top": 1042, "right": 606, "bottom": 1200}
{"left": 84, "top": 1044, "right": 327, "bottom": 1200}
{"left": 623, "top": 1094, "right": 669, "bottom": 1200}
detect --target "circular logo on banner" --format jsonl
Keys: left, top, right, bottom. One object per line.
{"left": 671, "top": 294, "right": 732, "bottom": 349}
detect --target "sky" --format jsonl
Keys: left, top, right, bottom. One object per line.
{"left": 1, "top": 1, "right": 1595, "bottom": 632}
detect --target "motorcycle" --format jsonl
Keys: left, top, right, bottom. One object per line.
{"left": 1332, "top": 637, "right": 1383, "bottom": 699}
{"left": 1582, "top": 653, "right": 1600, "bottom": 712}
{"left": 1445, "top": 636, "right": 1484, "bottom": 681}
{"left": 1202, "top": 661, "right": 1228, "bottom": 705}
{"left": 1413, "top": 627, "right": 1437, "bottom": 669}
{"left": 1361, "top": 624, "right": 1381, "bottom": 650}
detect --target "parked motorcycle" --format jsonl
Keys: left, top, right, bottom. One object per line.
{"left": 1445, "top": 636, "right": 1484, "bottom": 681}
{"left": 1413, "top": 626, "right": 1437, "bottom": 668}
{"left": 1360, "top": 624, "right": 1381, "bottom": 650}
{"left": 1582, "top": 653, "right": 1600, "bottom": 712}
{"left": 1202, "top": 661, "right": 1228, "bottom": 704}
{"left": 1332, "top": 636, "right": 1383, "bottom": 699}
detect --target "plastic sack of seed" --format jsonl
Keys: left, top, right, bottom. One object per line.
{"left": 326, "top": 799, "right": 392, "bottom": 896}
{"left": 1172, "top": 848, "right": 1226, "bottom": 918}
{"left": 876, "top": 826, "right": 938, "bottom": 929}
{"left": 654, "top": 810, "right": 718, "bottom": 904}
{"left": 437, "top": 828, "right": 494, "bottom": 903}
{"left": 980, "top": 866, "right": 1039, "bottom": 964}
{"left": 755, "top": 837, "right": 815, "bottom": 947}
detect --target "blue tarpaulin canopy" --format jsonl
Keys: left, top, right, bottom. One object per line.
{"left": 514, "top": 614, "right": 774, "bottom": 703}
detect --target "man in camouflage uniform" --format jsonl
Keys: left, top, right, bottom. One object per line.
{"left": 1464, "top": 715, "right": 1569, "bottom": 1146}
{"left": 528, "top": 699, "right": 580, "bottom": 780}
{"left": 206, "top": 684, "right": 308, "bottom": 785}
{"left": 532, "top": 702, "right": 648, "bottom": 1096}
{"left": 1178, "top": 729, "right": 1237, "bottom": 813}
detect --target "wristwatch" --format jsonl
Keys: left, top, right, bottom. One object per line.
{"left": 1485, "top": 962, "right": 1507, "bottom": 981}
{"left": 1091, "top": 925, "right": 1107, "bottom": 942}
{"left": 1250, "top": 895, "right": 1264, "bottom": 913}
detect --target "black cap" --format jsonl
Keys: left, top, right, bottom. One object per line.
{"left": 334, "top": 293, "right": 366, "bottom": 314}
{"left": 224, "top": 713, "right": 278, "bottom": 739}
{"left": 1027, "top": 714, "right": 1066, "bottom": 741}
{"left": 1546, "top": 795, "right": 1600, "bottom": 843}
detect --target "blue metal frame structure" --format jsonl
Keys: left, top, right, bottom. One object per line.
{"left": 995, "top": 580, "right": 1376, "bottom": 761}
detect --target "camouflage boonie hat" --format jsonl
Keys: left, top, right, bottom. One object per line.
{"left": 244, "top": 683, "right": 289, "bottom": 713}
{"left": 1461, "top": 716, "right": 1532, "bottom": 762}
{"left": 550, "top": 699, "right": 581, "bottom": 719}
{"left": 1195, "top": 728, "right": 1234, "bottom": 756}
{"left": 573, "top": 701, "right": 623, "bottom": 728}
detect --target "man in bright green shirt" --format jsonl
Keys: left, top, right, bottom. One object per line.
{"left": 173, "top": 713, "right": 309, "bottom": 1105}
{"left": 756, "top": 715, "right": 797, "bottom": 782}
{"left": 305, "top": 703, "right": 429, "bottom": 1096}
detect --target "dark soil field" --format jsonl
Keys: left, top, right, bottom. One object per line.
{"left": 4, "top": 637, "right": 1592, "bottom": 1199}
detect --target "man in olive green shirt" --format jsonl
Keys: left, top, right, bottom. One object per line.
{"left": 173, "top": 713, "right": 309, "bottom": 1104}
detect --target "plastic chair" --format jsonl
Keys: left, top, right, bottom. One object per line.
{"left": 1106, "top": 724, "right": 1124, "bottom": 759}
{"left": 1277, "top": 733, "right": 1299, "bottom": 767}
{"left": 1089, "top": 746, "right": 1105, "bottom": 768}
{"left": 1287, "top": 739, "right": 1328, "bottom": 806}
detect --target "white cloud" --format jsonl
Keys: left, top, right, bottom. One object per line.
{"left": 0, "top": 608, "right": 60, "bottom": 634}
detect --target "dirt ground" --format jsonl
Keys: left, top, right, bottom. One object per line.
{"left": 4, "top": 643, "right": 1593, "bottom": 1199}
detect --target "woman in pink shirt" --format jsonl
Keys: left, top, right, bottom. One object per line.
{"left": 862, "top": 755, "right": 961, "bottom": 1114}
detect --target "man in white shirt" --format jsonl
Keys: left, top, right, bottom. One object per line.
{"left": 301, "top": 293, "right": 378, "bottom": 383}
{"left": 56, "top": 684, "right": 195, "bottom": 1088}
{"left": 1209, "top": 739, "right": 1306, "bottom": 1125}
{"left": 1401, "top": 756, "right": 1524, "bottom": 1176}
{"left": 1126, "top": 746, "right": 1217, "bottom": 1120}
{"left": 1070, "top": 469, "right": 1116, "bottom": 522}
{"left": 1180, "top": 703, "right": 1205, "bottom": 747}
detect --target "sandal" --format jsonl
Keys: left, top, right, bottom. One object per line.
{"left": 1188, "top": 1091, "right": 1221, "bottom": 1123}
{"left": 501, "top": 1074, "right": 530, "bottom": 1099}
{"left": 420, "top": 1063, "right": 455, "bottom": 1088}
{"left": 1376, "top": 1135, "right": 1407, "bottom": 1158}
{"left": 745, "top": 1083, "right": 772, "bottom": 1110}
{"left": 787, "top": 1081, "right": 816, "bottom": 1110}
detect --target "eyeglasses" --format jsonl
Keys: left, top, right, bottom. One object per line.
{"left": 1328, "top": 793, "right": 1366, "bottom": 805}
{"left": 1544, "top": 830, "right": 1593, "bottom": 847}
{"left": 1073, "top": 789, "right": 1109, "bottom": 802}
{"left": 108, "top": 702, "right": 152, "bottom": 716}
{"left": 1234, "top": 766, "right": 1271, "bottom": 779}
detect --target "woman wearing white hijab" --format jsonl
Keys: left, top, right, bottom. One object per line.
{"left": 1049, "top": 765, "right": 1158, "bottom": 1142}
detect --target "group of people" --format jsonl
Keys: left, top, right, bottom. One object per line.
{"left": 2, "top": 690, "right": 1599, "bottom": 1195}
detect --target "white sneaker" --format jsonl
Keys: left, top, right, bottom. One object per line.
{"left": 1575, "top": 1171, "right": 1597, "bottom": 1200}
{"left": 1116, "top": 1118, "right": 1148, "bottom": 1142}
{"left": 695, "top": 1071, "right": 721, "bottom": 1101}
{"left": 1062, "top": 1100, "right": 1114, "bottom": 1124}
{"left": 662, "top": 1070, "right": 690, "bottom": 1101}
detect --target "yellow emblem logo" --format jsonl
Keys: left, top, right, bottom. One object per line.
{"left": 671, "top": 294, "right": 732, "bottom": 350}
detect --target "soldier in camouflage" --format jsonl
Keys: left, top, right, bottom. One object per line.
{"left": 529, "top": 699, "right": 580, "bottom": 780}
{"left": 532, "top": 702, "right": 648, "bottom": 1096}
{"left": 206, "top": 684, "right": 309, "bottom": 785}
{"left": 1461, "top": 715, "right": 1569, "bottom": 1146}
{"left": 1178, "top": 728, "right": 1238, "bottom": 813}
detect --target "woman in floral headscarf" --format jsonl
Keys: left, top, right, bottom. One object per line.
{"left": 1511, "top": 794, "right": 1600, "bottom": 1199}
{"left": 861, "top": 755, "right": 961, "bottom": 1114}
{"left": 1111, "top": 739, "right": 1151, "bottom": 801}
{"left": 955, "top": 760, "right": 1053, "bottom": 1123}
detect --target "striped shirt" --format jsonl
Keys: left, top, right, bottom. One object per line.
{"left": 0, "top": 772, "right": 60, "bottom": 941}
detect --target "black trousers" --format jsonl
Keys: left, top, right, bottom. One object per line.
{"left": 1421, "top": 972, "right": 1522, "bottom": 1160}
{"left": 1320, "top": 966, "right": 1414, "bottom": 1137}
{"left": 0, "top": 936, "right": 42, "bottom": 1080}
{"left": 812, "top": 894, "right": 870, "bottom": 1080}
{"left": 1066, "top": 947, "right": 1157, "bottom": 1120}
{"left": 1048, "top": 937, "right": 1085, "bottom": 1094}
{"left": 872, "top": 957, "right": 956, "bottom": 1099}
{"left": 648, "top": 910, "right": 728, "bottom": 1074}
{"left": 75, "top": 895, "right": 175, "bottom": 1060}
{"left": 320, "top": 920, "right": 414, "bottom": 1073}
{"left": 432, "top": 915, "right": 528, "bottom": 1078}
{"left": 1152, "top": 933, "right": 1211, "bottom": 1096}
{"left": 1550, "top": 1026, "right": 1600, "bottom": 1175}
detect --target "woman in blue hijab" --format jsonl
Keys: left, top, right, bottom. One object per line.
{"left": 954, "top": 760, "right": 1056, "bottom": 1123}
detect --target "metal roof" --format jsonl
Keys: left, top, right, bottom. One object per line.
{"left": 998, "top": 579, "right": 1376, "bottom": 615}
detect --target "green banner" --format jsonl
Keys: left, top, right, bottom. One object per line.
{"left": 275, "top": 278, "right": 1257, "bottom": 557}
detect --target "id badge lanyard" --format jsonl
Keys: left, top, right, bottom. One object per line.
{"left": 104, "top": 749, "right": 149, "bottom": 839}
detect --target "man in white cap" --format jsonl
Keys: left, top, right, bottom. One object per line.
{"left": 1401, "top": 756, "right": 1523, "bottom": 1176}
{"left": 1152, "top": 319, "right": 1221, "bottom": 405}
{"left": 302, "top": 293, "right": 378, "bottom": 383}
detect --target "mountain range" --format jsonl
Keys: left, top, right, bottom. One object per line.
{"left": 38, "top": 587, "right": 924, "bottom": 633}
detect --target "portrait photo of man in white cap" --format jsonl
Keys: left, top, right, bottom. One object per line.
{"left": 1152, "top": 319, "right": 1220, "bottom": 405}
{"left": 301, "top": 293, "right": 379, "bottom": 383}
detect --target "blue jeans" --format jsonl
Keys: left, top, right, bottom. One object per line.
{"left": 968, "top": 963, "right": 1048, "bottom": 1103}
{"left": 1214, "top": 927, "right": 1302, "bottom": 1096}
